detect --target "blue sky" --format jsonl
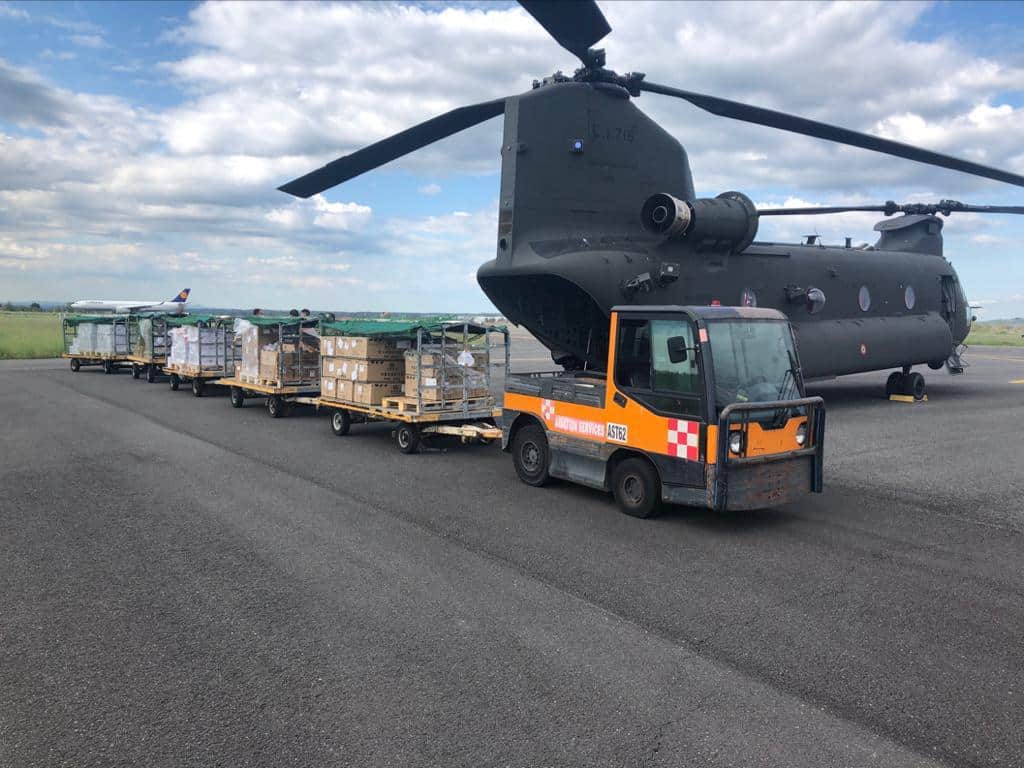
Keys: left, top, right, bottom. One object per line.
{"left": 1, "top": 0, "right": 1023, "bottom": 317}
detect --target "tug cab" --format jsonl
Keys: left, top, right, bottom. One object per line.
{"left": 502, "top": 306, "right": 825, "bottom": 517}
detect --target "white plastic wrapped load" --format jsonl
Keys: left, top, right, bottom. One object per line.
{"left": 69, "top": 323, "right": 97, "bottom": 354}
{"left": 134, "top": 318, "right": 168, "bottom": 359}
{"left": 94, "top": 324, "right": 128, "bottom": 355}
{"left": 185, "top": 327, "right": 228, "bottom": 369}
{"left": 235, "top": 319, "right": 258, "bottom": 379}
{"left": 167, "top": 327, "right": 188, "bottom": 366}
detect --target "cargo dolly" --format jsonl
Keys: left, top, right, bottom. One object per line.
{"left": 62, "top": 314, "right": 132, "bottom": 374}
{"left": 126, "top": 312, "right": 170, "bottom": 383}
{"left": 213, "top": 316, "right": 321, "bottom": 417}
{"left": 162, "top": 315, "right": 238, "bottom": 397}
{"left": 312, "top": 319, "right": 509, "bottom": 453}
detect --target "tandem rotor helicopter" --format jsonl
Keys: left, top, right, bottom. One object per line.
{"left": 279, "top": 0, "right": 1024, "bottom": 400}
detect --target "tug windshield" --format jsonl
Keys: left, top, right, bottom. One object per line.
{"left": 706, "top": 319, "right": 801, "bottom": 412}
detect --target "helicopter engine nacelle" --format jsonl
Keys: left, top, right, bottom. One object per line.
{"left": 641, "top": 191, "right": 758, "bottom": 253}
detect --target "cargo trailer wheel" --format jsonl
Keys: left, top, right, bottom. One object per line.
{"left": 131, "top": 364, "right": 141, "bottom": 379}
{"left": 146, "top": 365, "right": 156, "bottom": 383}
{"left": 395, "top": 424, "right": 420, "bottom": 454}
{"left": 331, "top": 409, "right": 351, "bottom": 436}
{"left": 192, "top": 377, "right": 204, "bottom": 397}
{"left": 611, "top": 457, "right": 662, "bottom": 519}
{"left": 70, "top": 358, "right": 80, "bottom": 372}
{"left": 512, "top": 424, "right": 550, "bottom": 486}
{"left": 267, "top": 395, "right": 287, "bottom": 418}
{"left": 230, "top": 387, "right": 245, "bottom": 408}
{"left": 170, "top": 373, "right": 180, "bottom": 391}
{"left": 103, "top": 360, "right": 113, "bottom": 375}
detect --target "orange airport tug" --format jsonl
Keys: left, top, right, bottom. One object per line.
{"left": 502, "top": 306, "right": 825, "bottom": 517}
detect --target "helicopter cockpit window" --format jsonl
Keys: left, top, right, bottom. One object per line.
{"left": 615, "top": 317, "right": 702, "bottom": 418}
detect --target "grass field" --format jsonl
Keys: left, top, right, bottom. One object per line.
{"left": 966, "top": 323, "right": 1024, "bottom": 347}
{"left": 0, "top": 312, "right": 64, "bottom": 359}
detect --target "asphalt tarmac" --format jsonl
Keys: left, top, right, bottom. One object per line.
{"left": 1, "top": 338, "right": 1022, "bottom": 767}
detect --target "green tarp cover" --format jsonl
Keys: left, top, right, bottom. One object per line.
{"left": 63, "top": 314, "right": 130, "bottom": 326}
{"left": 321, "top": 316, "right": 504, "bottom": 337}
{"left": 166, "top": 314, "right": 232, "bottom": 327}
{"left": 241, "top": 315, "right": 319, "bottom": 328}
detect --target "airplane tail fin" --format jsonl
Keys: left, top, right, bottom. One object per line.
{"left": 171, "top": 288, "right": 190, "bottom": 303}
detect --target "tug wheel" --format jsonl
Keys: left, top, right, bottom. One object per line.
{"left": 512, "top": 424, "right": 549, "bottom": 486}
{"left": 611, "top": 457, "right": 662, "bottom": 519}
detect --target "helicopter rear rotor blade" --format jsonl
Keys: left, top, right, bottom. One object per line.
{"left": 758, "top": 200, "right": 1024, "bottom": 217}
{"left": 519, "top": 0, "right": 611, "bottom": 65}
{"left": 639, "top": 80, "right": 1024, "bottom": 189}
{"left": 278, "top": 98, "right": 506, "bottom": 198}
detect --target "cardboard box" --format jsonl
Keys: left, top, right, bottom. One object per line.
{"left": 336, "top": 379, "right": 354, "bottom": 402}
{"left": 335, "top": 337, "right": 406, "bottom": 359}
{"left": 404, "top": 375, "right": 488, "bottom": 401}
{"left": 321, "top": 336, "right": 336, "bottom": 358}
{"left": 349, "top": 381, "right": 402, "bottom": 405}
{"left": 406, "top": 349, "right": 488, "bottom": 370}
{"left": 320, "top": 376, "right": 337, "bottom": 398}
{"left": 331, "top": 358, "right": 404, "bottom": 382}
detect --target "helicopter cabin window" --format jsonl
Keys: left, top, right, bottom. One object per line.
{"left": 614, "top": 317, "right": 702, "bottom": 418}
{"left": 858, "top": 285, "right": 871, "bottom": 312}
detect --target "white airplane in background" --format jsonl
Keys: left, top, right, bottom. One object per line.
{"left": 70, "top": 288, "right": 191, "bottom": 315}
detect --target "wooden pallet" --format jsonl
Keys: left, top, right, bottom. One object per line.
{"left": 381, "top": 395, "right": 492, "bottom": 414}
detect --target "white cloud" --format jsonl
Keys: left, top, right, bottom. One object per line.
{"left": 3, "top": 1, "right": 1024, "bottom": 313}
{"left": 69, "top": 34, "right": 108, "bottom": 49}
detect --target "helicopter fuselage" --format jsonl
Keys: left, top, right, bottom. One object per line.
{"left": 476, "top": 80, "right": 969, "bottom": 379}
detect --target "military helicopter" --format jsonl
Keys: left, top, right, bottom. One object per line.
{"left": 279, "top": 0, "right": 1024, "bottom": 399}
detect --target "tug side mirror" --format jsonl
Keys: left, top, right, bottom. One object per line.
{"left": 667, "top": 336, "right": 689, "bottom": 364}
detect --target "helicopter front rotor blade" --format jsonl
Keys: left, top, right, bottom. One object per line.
{"left": 278, "top": 98, "right": 506, "bottom": 198}
{"left": 758, "top": 201, "right": 1024, "bottom": 216}
{"left": 519, "top": 0, "right": 611, "bottom": 65}
{"left": 639, "top": 80, "right": 1024, "bottom": 189}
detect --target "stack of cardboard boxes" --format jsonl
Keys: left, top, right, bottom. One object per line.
{"left": 404, "top": 348, "right": 489, "bottom": 402}
{"left": 320, "top": 336, "right": 408, "bottom": 405}
{"left": 236, "top": 322, "right": 319, "bottom": 386}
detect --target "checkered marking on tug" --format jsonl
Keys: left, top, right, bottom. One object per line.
{"left": 667, "top": 419, "right": 700, "bottom": 461}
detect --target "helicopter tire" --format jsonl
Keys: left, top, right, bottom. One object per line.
{"left": 885, "top": 371, "right": 903, "bottom": 397}
{"left": 927, "top": 360, "right": 945, "bottom": 370}
{"left": 905, "top": 372, "right": 926, "bottom": 400}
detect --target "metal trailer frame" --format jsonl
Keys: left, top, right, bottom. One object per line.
{"left": 62, "top": 315, "right": 132, "bottom": 374}
{"left": 213, "top": 317, "right": 321, "bottom": 417}
{"left": 163, "top": 316, "right": 239, "bottom": 397}
{"left": 126, "top": 314, "right": 170, "bottom": 383}
{"left": 313, "top": 321, "right": 510, "bottom": 453}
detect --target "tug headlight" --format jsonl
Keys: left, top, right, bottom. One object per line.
{"left": 796, "top": 423, "right": 807, "bottom": 447}
{"left": 728, "top": 431, "right": 743, "bottom": 455}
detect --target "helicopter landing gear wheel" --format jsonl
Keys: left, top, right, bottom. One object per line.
{"left": 905, "top": 371, "right": 926, "bottom": 400}
{"left": 887, "top": 370, "right": 926, "bottom": 400}
{"left": 885, "top": 371, "right": 903, "bottom": 397}
{"left": 170, "top": 373, "right": 180, "bottom": 391}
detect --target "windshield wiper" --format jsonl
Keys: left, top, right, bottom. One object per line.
{"left": 771, "top": 350, "right": 801, "bottom": 426}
